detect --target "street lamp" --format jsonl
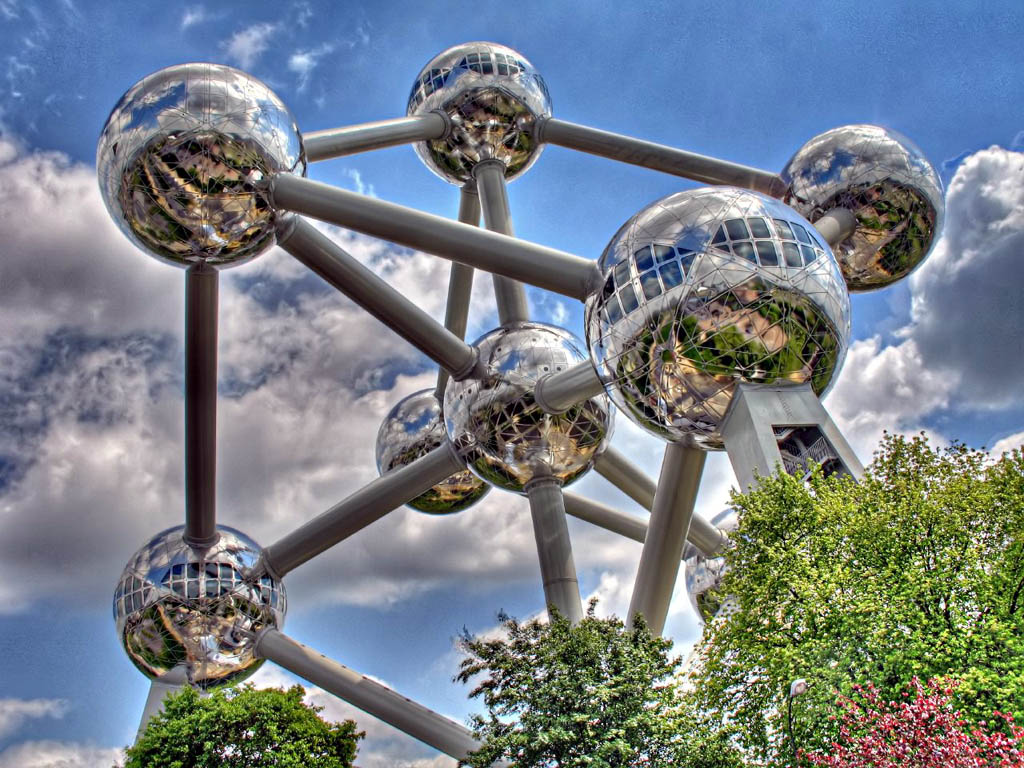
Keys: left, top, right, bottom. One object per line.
{"left": 787, "top": 678, "right": 808, "bottom": 766}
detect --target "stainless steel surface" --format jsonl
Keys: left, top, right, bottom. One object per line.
{"left": 534, "top": 359, "right": 607, "bottom": 415}
{"left": 407, "top": 42, "right": 551, "bottom": 186}
{"left": 436, "top": 189, "right": 481, "bottom": 396}
{"left": 261, "top": 443, "right": 464, "bottom": 576}
{"left": 562, "top": 492, "right": 699, "bottom": 562}
{"left": 375, "top": 389, "right": 489, "bottom": 514}
{"left": 114, "top": 525, "right": 285, "bottom": 690}
{"left": 813, "top": 207, "right": 858, "bottom": 247}
{"left": 684, "top": 507, "right": 740, "bottom": 623}
{"left": 277, "top": 216, "right": 478, "bottom": 380}
{"left": 269, "top": 174, "right": 602, "bottom": 300}
{"left": 475, "top": 160, "right": 530, "bottom": 324}
{"left": 586, "top": 187, "right": 850, "bottom": 448}
{"left": 526, "top": 478, "right": 584, "bottom": 623}
{"left": 444, "top": 322, "right": 612, "bottom": 493}
{"left": 304, "top": 113, "right": 448, "bottom": 162}
{"left": 537, "top": 118, "right": 785, "bottom": 196}
{"left": 627, "top": 445, "right": 705, "bottom": 635}
{"left": 781, "top": 124, "right": 944, "bottom": 291}
{"left": 593, "top": 447, "right": 656, "bottom": 508}
{"left": 97, "top": 63, "right": 305, "bottom": 268}
{"left": 256, "top": 629, "right": 491, "bottom": 763}
{"left": 136, "top": 666, "right": 188, "bottom": 743}
{"left": 184, "top": 265, "right": 219, "bottom": 549}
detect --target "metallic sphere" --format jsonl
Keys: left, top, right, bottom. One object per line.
{"left": 113, "top": 525, "right": 285, "bottom": 689}
{"left": 684, "top": 508, "right": 739, "bottom": 623}
{"left": 407, "top": 42, "right": 551, "bottom": 186}
{"left": 97, "top": 63, "right": 306, "bottom": 268}
{"left": 585, "top": 187, "right": 851, "bottom": 449}
{"left": 781, "top": 124, "right": 944, "bottom": 291}
{"left": 444, "top": 322, "right": 612, "bottom": 493}
{"left": 375, "top": 389, "right": 490, "bottom": 514}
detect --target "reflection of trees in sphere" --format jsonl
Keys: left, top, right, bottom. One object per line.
{"left": 97, "top": 63, "right": 306, "bottom": 268}
{"left": 585, "top": 187, "right": 850, "bottom": 449}
{"left": 781, "top": 124, "right": 944, "bottom": 291}
{"left": 407, "top": 42, "right": 551, "bottom": 186}
{"left": 684, "top": 508, "right": 739, "bottom": 623}
{"left": 444, "top": 323, "right": 612, "bottom": 493}
{"left": 375, "top": 389, "right": 490, "bottom": 514}
{"left": 114, "top": 525, "right": 285, "bottom": 689}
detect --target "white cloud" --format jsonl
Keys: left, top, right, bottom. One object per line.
{"left": 288, "top": 43, "right": 333, "bottom": 91}
{"left": 0, "top": 741, "right": 123, "bottom": 768}
{"left": 0, "top": 699, "right": 67, "bottom": 739}
{"left": 221, "top": 22, "right": 277, "bottom": 70}
{"left": 991, "top": 430, "right": 1024, "bottom": 456}
{"left": 180, "top": 5, "right": 205, "bottom": 30}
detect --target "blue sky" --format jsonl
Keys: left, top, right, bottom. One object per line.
{"left": 0, "top": 0, "right": 1023, "bottom": 765}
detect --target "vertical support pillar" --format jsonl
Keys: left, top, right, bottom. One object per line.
{"left": 627, "top": 444, "right": 706, "bottom": 636}
{"left": 135, "top": 667, "right": 188, "bottom": 743}
{"left": 720, "top": 383, "right": 864, "bottom": 492}
{"left": 473, "top": 160, "right": 529, "bottom": 325}
{"left": 525, "top": 478, "right": 584, "bottom": 623}
{"left": 436, "top": 189, "right": 480, "bottom": 397}
{"left": 184, "top": 264, "right": 219, "bottom": 549}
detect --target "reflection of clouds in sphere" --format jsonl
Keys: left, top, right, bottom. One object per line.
{"left": 114, "top": 525, "right": 285, "bottom": 690}
{"left": 407, "top": 42, "right": 551, "bottom": 186}
{"left": 782, "top": 124, "right": 944, "bottom": 291}
{"left": 684, "top": 508, "right": 739, "bottom": 623}
{"left": 585, "top": 187, "right": 850, "bottom": 449}
{"left": 444, "top": 323, "right": 612, "bottom": 493}
{"left": 375, "top": 389, "right": 490, "bottom": 514}
{"left": 97, "top": 63, "right": 306, "bottom": 268}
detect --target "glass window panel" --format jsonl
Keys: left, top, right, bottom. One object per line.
{"left": 773, "top": 218, "right": 794, "bottom": 239}
{"left": 634, "top": 245, "right": 654, "bottom": 272}
{"left": 659, "top": 261, "right": 683, "bottom": 288}
{"left": 205, "top": 580, "right": 218, "bottom": 597}
{"left": 800, "top": 244, "right": 817, "bottom": 263}
{"left": 605, "top": 296, "right": 623, "bottom": 325}
{"left": 756, "top": 240, "right": 779, "bottom": 266}
{"left": 792, "top": 222, "right": 812, "bottom": 244}
{"left": 480, "top": 52, "right": 491, "bottom": 61}
{"left": 467, "top": 53, "right": 479, "bottom": 63}
{"left": 725, "top": 218, "right": 749, "bottom": 240}
{"left": 641, "top": 270, "right": 662, "bottom": 299}
{"left": 677, "top": 249, "right": 696, "bottom": 272}
{"left": 783, "top": 242, "right": 803, "bottom": 267}
{"left": 497, "top": 63, "right": 508, "bottom": 75}
{"left": 711, "top": 226, "right": 727, "bottom": 245}
{"left": 482, "top": 62, "right": 493, "bottom": 74}
{"left": 187, "top": 563, "right": 199, "bottom": 579}
{"left": 220, "top": 564, "right": 233, "bottom": 580}
{"left": 747, "top": 217, "right": 771, "bottom": 238}
{"left": 614, "top": 261, "right": 631, "bottom": 289}
{"left": 205, "top": 564, "right": 219, "bottom": 579}
{"left": 619, "top": 284, "right": 640, "bottom": 314}
{"left": 602, "top": 275, "right": 615, "bottom": 302}
{"left": 733, "top": 241, "right": 756, "bottom": 262}
{"left": 187, "top": 581, "right": 199, "bottom": 599}
{"left": 653, "top": 244, "right": 675, "bottom": 263}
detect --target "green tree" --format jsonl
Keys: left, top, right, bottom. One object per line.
{"left": 456, "top": 601, "right": 743, "bottom": 767}
{"left": 123, "top": 684, "right": 363, "bottom": 768}
{"left": 691, "top": 433, "right": 1024, "bottom": 764}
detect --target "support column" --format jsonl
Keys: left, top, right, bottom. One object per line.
{"left": 627, "top": 444, "right": 706, "bottom": 635}
{"left": 135, "top": 666, "right": 188, "bottom": 743}
{"left": 473, "top": 160, "right": 529, "bottom": 325}
{"left": 526, "top": 478, "right": 584, "bottom": 623}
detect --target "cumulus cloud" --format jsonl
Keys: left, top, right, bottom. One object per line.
{"left": 180, "top": 5, "right": 206, "bottom": 30}
{"left": 0, "top": 741, "right": 123, "bottom": 768}
{"left": 0, "top": 698, "right": 67, "bottom": 739}
{"left": 221, "top": 22, "right": 277, "bottom": 70}
{"left": 288, "top": 43, "right": 334, "bottom": 91}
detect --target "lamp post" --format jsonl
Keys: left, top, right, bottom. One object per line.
{"left": 787, "top": 678, "right": 808, "bottom": 766}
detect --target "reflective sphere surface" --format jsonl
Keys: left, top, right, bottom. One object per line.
{"left": 782, "top": 124, "right": 944, "bottom": 291}
{"left": 375, "top": 389, "right": 490, "bottom": 514}
{"left": 586, "top": 187, "right": 850, "bottom": 449}
{"left": 684, "top": 508, "right": 739, "bottom": 623}
{"left": 114, "top": 525, "right": 285, "bottom": 689}
{"left": 444, "top": 323, "right": 612, "bottom": 493}
{"left": 407, "top": 42, "right": 551, "bottom": 185}
{"left": 97, "top": 63, "right": 305, "bottom": 268}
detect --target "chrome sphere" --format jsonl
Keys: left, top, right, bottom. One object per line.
{"left": 781, "top": 124, "right": 944, "bottom": 291}
{"left": 375, "top": 389, "right": 490, "bottom": 514}
{"left": 585, "top": 187, "right": 850, "bottom": 449}
{"left": 444, "top": 322, "right": 612, "bottom": 493}
{"left": 684, "top": 508, "right": 739, "bottom": 623}
{"left": 97, "top": 63, "right": 306, "bottom": 268}
{"left": 407, "top": 42, "right": 551, "bottom": 186}
{"left": 113, "top": 525, "right": 285, "bottom": 689}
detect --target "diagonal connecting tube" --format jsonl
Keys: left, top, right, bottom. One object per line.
{"left": 562, "top": 492, "right": 699, "bottom": 562}
{"left": 303, "top": 112, "right": 449, "bottom": 163}
{"left": 276, "top": 215, "right": 478, "bottom": 381}
{"left": 268, "top": 174, "right": 602, "bottom": 301}
{"left": 436, "top": 189, "right": 480, "bottom": 397}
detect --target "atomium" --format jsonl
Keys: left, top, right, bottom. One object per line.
{"left": 444, "top": 322, "right": 612, "bottom": 492}
{"left": 684, "top": 508, "right": 740, "bottom": 623}
{"left": 375, "top": 388, "right": 490, "bottom": 514}
{"left": 781, "top": 124, "right": 944, "bottom": 291}
{"left": 407, "top": 41, "right": 551, "bottom": 186}
{"left": 585, "top": 187, "right": 851, "bottom": 448}
{"left": 97, "top": 62, "right": 306, "bottom": 268}
{"left": 114, "top": 525, "right": 285, "bottom": 689}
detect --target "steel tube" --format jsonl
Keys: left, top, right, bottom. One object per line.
{"left": 278, "top": 216, "right": 478, "bottom": 381}
{"left": 474, "top": 160, "right": 529, "bottom": 325}
{"left": 436, "top": 190, "right": 480, "bottom": 397}
{"left": 260, "top": 444, "right": 464, "bottom": 577}
{"left": 303, "top": 113, "right": 448, "bottom": 163}
{"left": 256, "top": 629, "right": 495, "bottom": 764}
{"left": 812, "top": 206, "right": 858, "bottom": 247}
{"left": 534, "top": 361, "right": 606, "bottom": 414}
{"left": 135, "top": 667, "right": 188, "bottom": 743}
{"left": 269, "top": 174, "right": 601, "bottom": 300}
{"left": 184, "top": 264, "right": 219, "bottom": 549}
{"left": 562, "top": 492, "right": 699, "bottom": 561}
{"left": 526, "top": 478, "right": 584, "bottom": 623}
{"left": 627, "top": 444, "right": 706, "bottom": 635}
{"left": 536, "top": 117, "right": 786, "bottom": 197}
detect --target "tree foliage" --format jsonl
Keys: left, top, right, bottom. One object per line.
{"left": 456, "top": 601, "right": 743, "bottom": 768}
{"left": 692, "top": 433, "right": 1024, "bottom": 763}
{"left": 123, "top": 684, "right": 362, "bottom": 768}
{"left": 802, "top": 677, "right": 1024, "bottom": 767}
